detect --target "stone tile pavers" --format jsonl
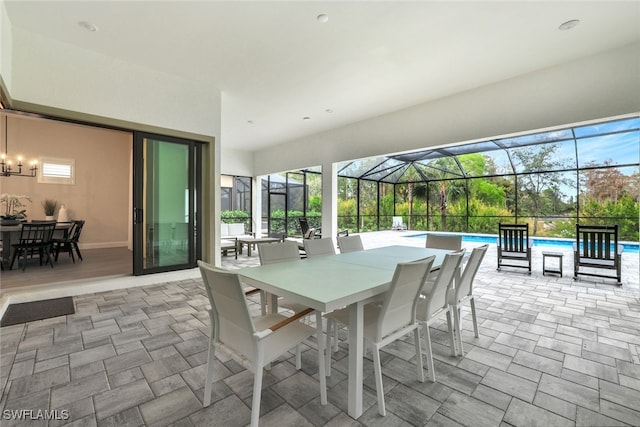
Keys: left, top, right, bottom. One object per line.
{"left": 1, "top": 240, "right": 639, "bottom": 426}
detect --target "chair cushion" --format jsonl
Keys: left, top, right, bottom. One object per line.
{"left": 220, "top": 223, "right": 229, "bottom": 237}
{"left": 227, "top": 223, "right": 245, "bottom": 236}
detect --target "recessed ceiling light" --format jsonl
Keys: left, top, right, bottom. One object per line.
{"left": 325, "top": 109, "right": 333, "bottom": 114}
{"left": 78, "top": 21, "right": 98, "bottom": 32}
{"left": 247, "top": 120, "right": 254, "bottom": 124}
{"left": 317, "top": 14, "right": 329, "bottom": 23}
{"left": 303, "top": 117, "right": 311, "bottom": 121}
{"left": 558, "top": 19, "right": 580, "bottom": 31}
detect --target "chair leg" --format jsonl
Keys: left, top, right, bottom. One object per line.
{"left": 453, "top": 307, "right": 464, "bottom": 357}
{"left": 423, "top": 324, "right": 436, "bottom": 382}
{"left": 295, "top": 344, "right": 302, "bottom": 370}
{"left": 445, "top": 310, "right": 457, "bottom": 357}
{"left": 203, "top": 336, "right": 216, "bottom": 407}
{"left": 413, "top": 327, "right": 425, "bottom": 383}
{"left": 10, "top": 249, "right": 20, "bottom": 270}
{"left": 470, "top": 297, "right": 479, "bottom": 338}
{"left": 325, "top": 318, "right": 333, "bottom": 375}
{"left": 371, "top": 344, "right": 386, "bottom": 416}
{"left": 332, "top": 321, "right": 339, "bottom": 352}
{"left": 251, "top": 360, "right": 264, "bottom": 427}
{"left": 73, "top": 243, "right": 83, "bottom": 261}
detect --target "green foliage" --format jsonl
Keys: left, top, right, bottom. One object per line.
{"left": 448, "top": 199, "right": 512, "bottom": 234}
{"left": 580, "top": 195, "right": 639, "bottom": 240}
{"left": 308, "top": 195, "right": 322, "bottom": 212}
{"left": 221, "top": 210, "right": 250, "bottom": 230}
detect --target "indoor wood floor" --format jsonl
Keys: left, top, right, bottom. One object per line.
{"left": 0, "top": 247, "right": 132, "bottom": 290}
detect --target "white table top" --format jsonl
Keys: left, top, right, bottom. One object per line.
{"left": 236, "top": 245, "right": 450, "bottom": 312}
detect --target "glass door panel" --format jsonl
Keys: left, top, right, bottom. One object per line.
{"left": 133, "top": 133, "right": 200, "bottom": 275}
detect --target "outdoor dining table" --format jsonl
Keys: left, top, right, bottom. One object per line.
{"left": 236, "top": 245, "right": 451, "bottom": 419}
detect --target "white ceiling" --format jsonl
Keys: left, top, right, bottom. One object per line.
{"left": 4, "top": 1, "right": 640, "bottom": 151}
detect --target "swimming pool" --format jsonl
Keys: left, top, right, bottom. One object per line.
{"left": 407, "top": 233, "right": 640, "bottom": 254}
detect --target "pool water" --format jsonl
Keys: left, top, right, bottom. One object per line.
{"left": 408, "top": 233, "right": 640, "bottom": 254}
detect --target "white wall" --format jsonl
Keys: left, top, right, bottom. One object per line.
{"left": 10, "top": 28, "right": 221, "bottom": 137}
{"left": 0, "top": 0, "right": 12, "bottom": 91}
{"left": 252, "top": 42, "right": 640, "bottom": 176}
{"left": 221, "top": 148, "right": 253, "bottom": 177}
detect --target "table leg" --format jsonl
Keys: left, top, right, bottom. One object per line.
{"left": 348, "top": 301, "right": 364, "bottom": 418}
{"left": 1, "top": 231, "right": 13, "bottom": 269}
{"left": 316, "top": 311, "right": 327, "bottom": 405}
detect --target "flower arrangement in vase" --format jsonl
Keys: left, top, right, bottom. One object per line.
{"left": 1, "top": 194, "right": 31, "bottom": 224}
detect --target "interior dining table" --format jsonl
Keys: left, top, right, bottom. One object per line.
{"left": 235, "top": 245, "right": 451, "bottom": 420}
{"left": 0, "top": 221, "right": 71, "bottom": 270}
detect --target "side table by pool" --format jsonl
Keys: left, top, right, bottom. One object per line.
{"left": 542, "top": 251, "right": 563, "bottom": 277}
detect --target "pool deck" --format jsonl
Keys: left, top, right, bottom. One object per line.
{"left": 225, "top": 230, "right": 639, "bottom": 294}
{"left": 1, "top": 230, "right": 639, "bottom": 426}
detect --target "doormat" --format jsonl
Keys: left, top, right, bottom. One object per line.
{"left": 1, "top": 297, "right": 75, "bottom": 327}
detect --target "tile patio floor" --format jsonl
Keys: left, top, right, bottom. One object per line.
{"left": 1, "top": 232, "right": 639, "bottom": 426}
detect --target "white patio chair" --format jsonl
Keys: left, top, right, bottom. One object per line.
{"left": 391, "top": 216, "right": 407, "bottom": 230}
{"left": 198, "top": 261, "right": 324, "bottom": 427}
{"left": 303, "top": 238, "right": 336, "bottom": 257}
{"left": 258, "top": 241, "right": 310, "bottom": 315}
{"left": 324, "top": 256, "right": 435, "bottom": 416}
{"left": 448, "top": 244, "right": 488, "bottom": 356}
{"left": 337, "top": 235, "right": 364, "bottom": 253}
{"left": 416, "top": 249, "right": 465, "bottom": 382}
{"left": 425, "top": 233, "right": 462, "bottom": 250}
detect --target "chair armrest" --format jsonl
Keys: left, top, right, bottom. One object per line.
{"left": 245, "top": 288, "right": 262, "bottom": 296}
{"left": 269, "top": 308, "right": 314, "bottom": 331}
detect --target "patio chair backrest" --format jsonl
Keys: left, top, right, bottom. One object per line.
{"left": 376, "top": 256, "right": 435, "bottom": 341}
{"left": 498, "top": 223, "right": 529, "bottom": 253}
{"left": 422, "top": 250, "right": 464, "bottom": 319}
{"left": 425, "top": 234, "right": 462, "bottom": 251}
{"left": 575, "top": 224, "right": 619, "bottom": 261}
{"left": 454, "top": 244, "right": 488, "bottom": 301}
{"left": 198, "top": 261, "right": 256, "bottom": 359}
{"left": 337, "top": 235, "right": 364, "bottom": 253}
{"left": 258, "top": 241, "right": 300, "bottom": 265}
{"left": 303, "top": 238, "right": 336, "bottom": 257}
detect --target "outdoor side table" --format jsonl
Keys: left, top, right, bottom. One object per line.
{"left": 542, "top": 251, "right": 563, "bottom": 277}
{"left": 237, "top": 237, "right": 283, "bottom": 256}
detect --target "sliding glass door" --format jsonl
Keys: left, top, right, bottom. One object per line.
{"left": 133, "top": 132, "right": 201, "bottom": 275}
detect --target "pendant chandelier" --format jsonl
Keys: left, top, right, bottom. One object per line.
{"left": 1, "top": 114, "right": 38, "bottom": 177}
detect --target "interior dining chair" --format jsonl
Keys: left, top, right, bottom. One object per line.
{"left": 337, "top": 235, "right": 364, "bottom": 253}
{"left": 416, "top": 249, "right": 465, "bottom": 382}
{"left": 303, "top": 238, "right": 336, "bottom": 257}
{"left": 198, "top": 261, "right": 324, "bottom": 427}
{"left": 324, "top": 256, "right": 435, "bottom": 416}
{"left": 448, "top": 244, "right": 488, "bottom": 356}
{"left": 425, "top": 233, "right": 462, "bottom": 251}
{"left": 258, "top": 241, "right": 308, "bottom": 315}
{"left": 10, "top": 222, "right": 57, "bottom": 271}
{"left": 53, "top": 219, "right": 85, "bottom": 263}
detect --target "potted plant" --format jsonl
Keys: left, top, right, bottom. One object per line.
{"left": 1, "top": 194, "right": 31, "bottom": 224}
{"left": 42, "top": 199, "right": 58, "bottom": 220}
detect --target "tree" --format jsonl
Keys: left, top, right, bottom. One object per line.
{"left": 510, "top": 144, "right": 572, "bottom": 234}
{"left": 581, "top": 161, "right": 637, "bottom": 202}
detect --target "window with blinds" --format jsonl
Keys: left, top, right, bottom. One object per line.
{"left": 38, "top": 157, "right": 75, "bottom": 184}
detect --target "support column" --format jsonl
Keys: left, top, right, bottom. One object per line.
{"left": 321, "top": 162, "right": 337, "bottom": 242}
